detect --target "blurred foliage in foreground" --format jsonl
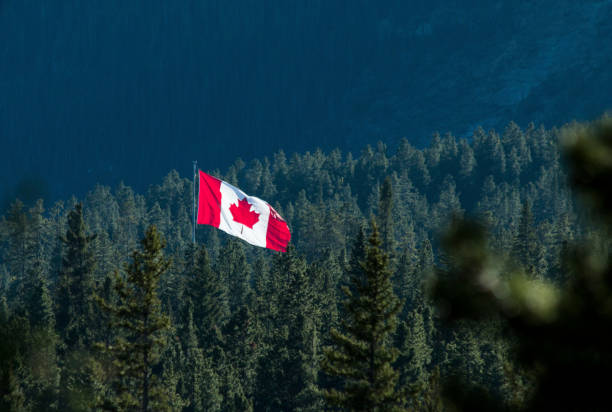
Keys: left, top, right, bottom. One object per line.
{"left": 432, "top": 116, "right": 612, "bottom": 411}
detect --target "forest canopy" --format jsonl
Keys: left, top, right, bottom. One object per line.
{"left": 0, "top": 118, "right": 608, "bottom": 411}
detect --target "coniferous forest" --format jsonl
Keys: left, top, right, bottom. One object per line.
{"left": 3, "top": 117, "right": 612, "bottom": 411}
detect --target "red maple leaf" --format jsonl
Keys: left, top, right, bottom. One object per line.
{"left": 229, "top": 197, "right": 260, "bottom": 229}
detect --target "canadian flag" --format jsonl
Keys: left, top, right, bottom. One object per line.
{"left": 197, "top": 170, "right": 291, "bottom": 252}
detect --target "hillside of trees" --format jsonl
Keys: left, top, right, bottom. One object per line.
{"left": 1, "top": 119, "right": 608, "bottom": 410}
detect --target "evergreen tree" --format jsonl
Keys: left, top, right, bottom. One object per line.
{"left": 158, "top": 327, "right": 188, "bottom": 412}
{"left": 0, "top": 314, "right": 29, "bottom": 411}
{"left": 214, "top": 239, "right": 251, "bottom": 314}
{"left": 186, "top": 245, "right": 228, "bottom": 347}
{"left": 417, "top": 239, "right": 434, "bottom": 279}
{"left": 57, "top": 202, "right": 97, "bottom": 348}
{"left": 177, "top": 297, "right": 222, "bottom": 412}
{"left": 255, "top": 247, "right": 322, "bottom": 412}
{"left": 458, "top": 137, "right": 476, "bottom": 179}
{"left": 220, "top": 299, "right": 261, "bottom": 412}
{"left": 2, "top": 200, "right": 33, "bottom": 310}
{"left": 378, "top": 176, "right": 395, "bottom": 258}
{"left": 473, "top": 128, "right": 506, "bottom": 179}
{"left": 26, "top": 266, "right": 55, "bottom": 331}
{"left": 394, "top": 309, "right": 432, "bottom": 410}
{"left": 114, "top": 182, "right": 141, "bottom": 258}
{"left": 310, "top": 249, "right": 342, "bottom": 340}
{"left": 0, "top": 311, "right": 60, "bottom": 411}
{"left": 511, "top": 200, "right": 539, "bottom": 274}
{"left": 218, "top": 359, "right": 252, "bottom": 412}
{"left": 96, "top": 225, "right": 178, "bottom": 411}
{"left": 22, "top": 200, "right": 55, "bottom": 330}
{"left": 393, "top": 247, "right": 417, "bottom": 314}
{"left": 345, "top": 226, "right": 367, "bottom": 283}
{"left": 322, "top": 222, "right": 405, "bottom": 411}
{"left": 0, "top": 201, "right": 62, "bottom": 410}
{"left": 432, "top": 175, "right": 463, "bottom": 227}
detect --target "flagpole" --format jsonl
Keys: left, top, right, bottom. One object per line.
{"left": 192, "top": 160, "right": 197, "bottom": 244}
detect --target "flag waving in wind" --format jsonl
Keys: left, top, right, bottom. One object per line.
{"left": 197, "top": 170, "right": 291, "bottom": 252}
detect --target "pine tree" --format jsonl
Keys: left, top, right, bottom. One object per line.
{"left": 2, "top": 200, "right": 27, "bottom": 268}
{"left": 2, "top": 200, "right": 33, "bottom": 311}
{"left": 310, "top": 249, "right": 342, "bottom": 340}
{"left": 345, "top": 225, "right": 367, "bottom": 284}
{"left": 473, "top": 128, "right": 506, "bottom": 179}
{"left": 158, "top": 327, "right": 188, "bottom": 412}
{"left": 214, "top": 239, "right": 251, "bottom": 314}
{"left": 458, "top": 137, "right": 476, "bottom": 179}
{"left": 22, "top": 200, "right": 55, "bottom": 330}
{"left": 222, "top": 292, "right": 263, "bottom": 404}
{"left": 0, "top": 310, "right": 60, "bottom": 411}
{"left": 321, "top": 222, "right": 405, "bottom": 411}
{"left": 177, "top": 297, "right": 222, "bottom": 412}
{"left": 57, "top": 202, "right": 97, "bottom": 348}
{"left": 378, "top": 176, "right": 395, "bottom": 258}
{"left": 393, "top": 247, "right": 417, "bottom": 315}
{"left": 0, "top": 201, "right": 61, "bottom": 410}
{"left": 0, "top": 313, "right": 29, "bottom": 411}
{"left": 433, "top": 175, "right": 463, "bottom": 227}
{"left": 115, "top": 182, "right": 140, "bottom": 258}
{"left": 511, "top": 200, "right": 539, "bottom": 274}
{"left": 96, "top": 225, "right": 178, "bottom": 411}
{"left": 27, "top": 267, "right": 55, "bottom": 331}
{"left": 255, "top": 247, "right": 322, "bottom": 412}
{"left": 186, "top": 245, "right": 228, "bottom": 347}
{"left": 417, "top": 239, "right": 434, "bottom": 279}
{"left": 394, "top": 310, "right": 431, "bottom": 407}
{"left": 219, "top": 360, "right": 252, "bottom": 412}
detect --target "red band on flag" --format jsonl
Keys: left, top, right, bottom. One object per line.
{"left": 197, "top": 171, "right": 222, "bottom": 227}
{"left": 266, "top": 205, "right": 291, "bottom": 252}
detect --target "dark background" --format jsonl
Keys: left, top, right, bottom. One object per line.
{"left": 2, "top": 0, "right": 611, "bottom": 205}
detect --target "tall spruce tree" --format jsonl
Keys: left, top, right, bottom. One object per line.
{"left": 177, "top": 297, "right": 222, "bottom": 412}
{"left": 255, "top": 247, "right": 322, "bottom": 411}
{"left": 22, "top": 200, "right": 55, "bottom": 330}
{"left": 96, "top": 225, "right": 178, "bottom": 411}
{"left": 344, "top": 226, "right": 367, "bottom": 289}
{"left": 185, "top": 244, "right": 228, "bottom": 348}
{"left": 2, "top": 200, "right": 41, "bottom": 314}
{"left": 221, "top": 300, "right": 261, "bottom": 412}
{"left": 322, "top": 221, "right": 405, "bottom": 411}
{"left": 394, "top": 310, "right": 432, "bottom": 409}
{"left": 214, "top": 239, "right": 251, "bottom": 314}
{"left": 0, "top": 313, "right": 30, "bottom": 411}
{"left": 2, "top": 200, "right": 28, "bottom": 283}
{"left": 511, "top": 200, "right": 539, "bottom": 274}
{"left": 57, "top": 202, "right": 97, "bottom": 348}
{"left": 378, "top": 176, "right": 395, "bottom": 259}
{"left": 56, "top": 203, "right": 99, "bottom": 411}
